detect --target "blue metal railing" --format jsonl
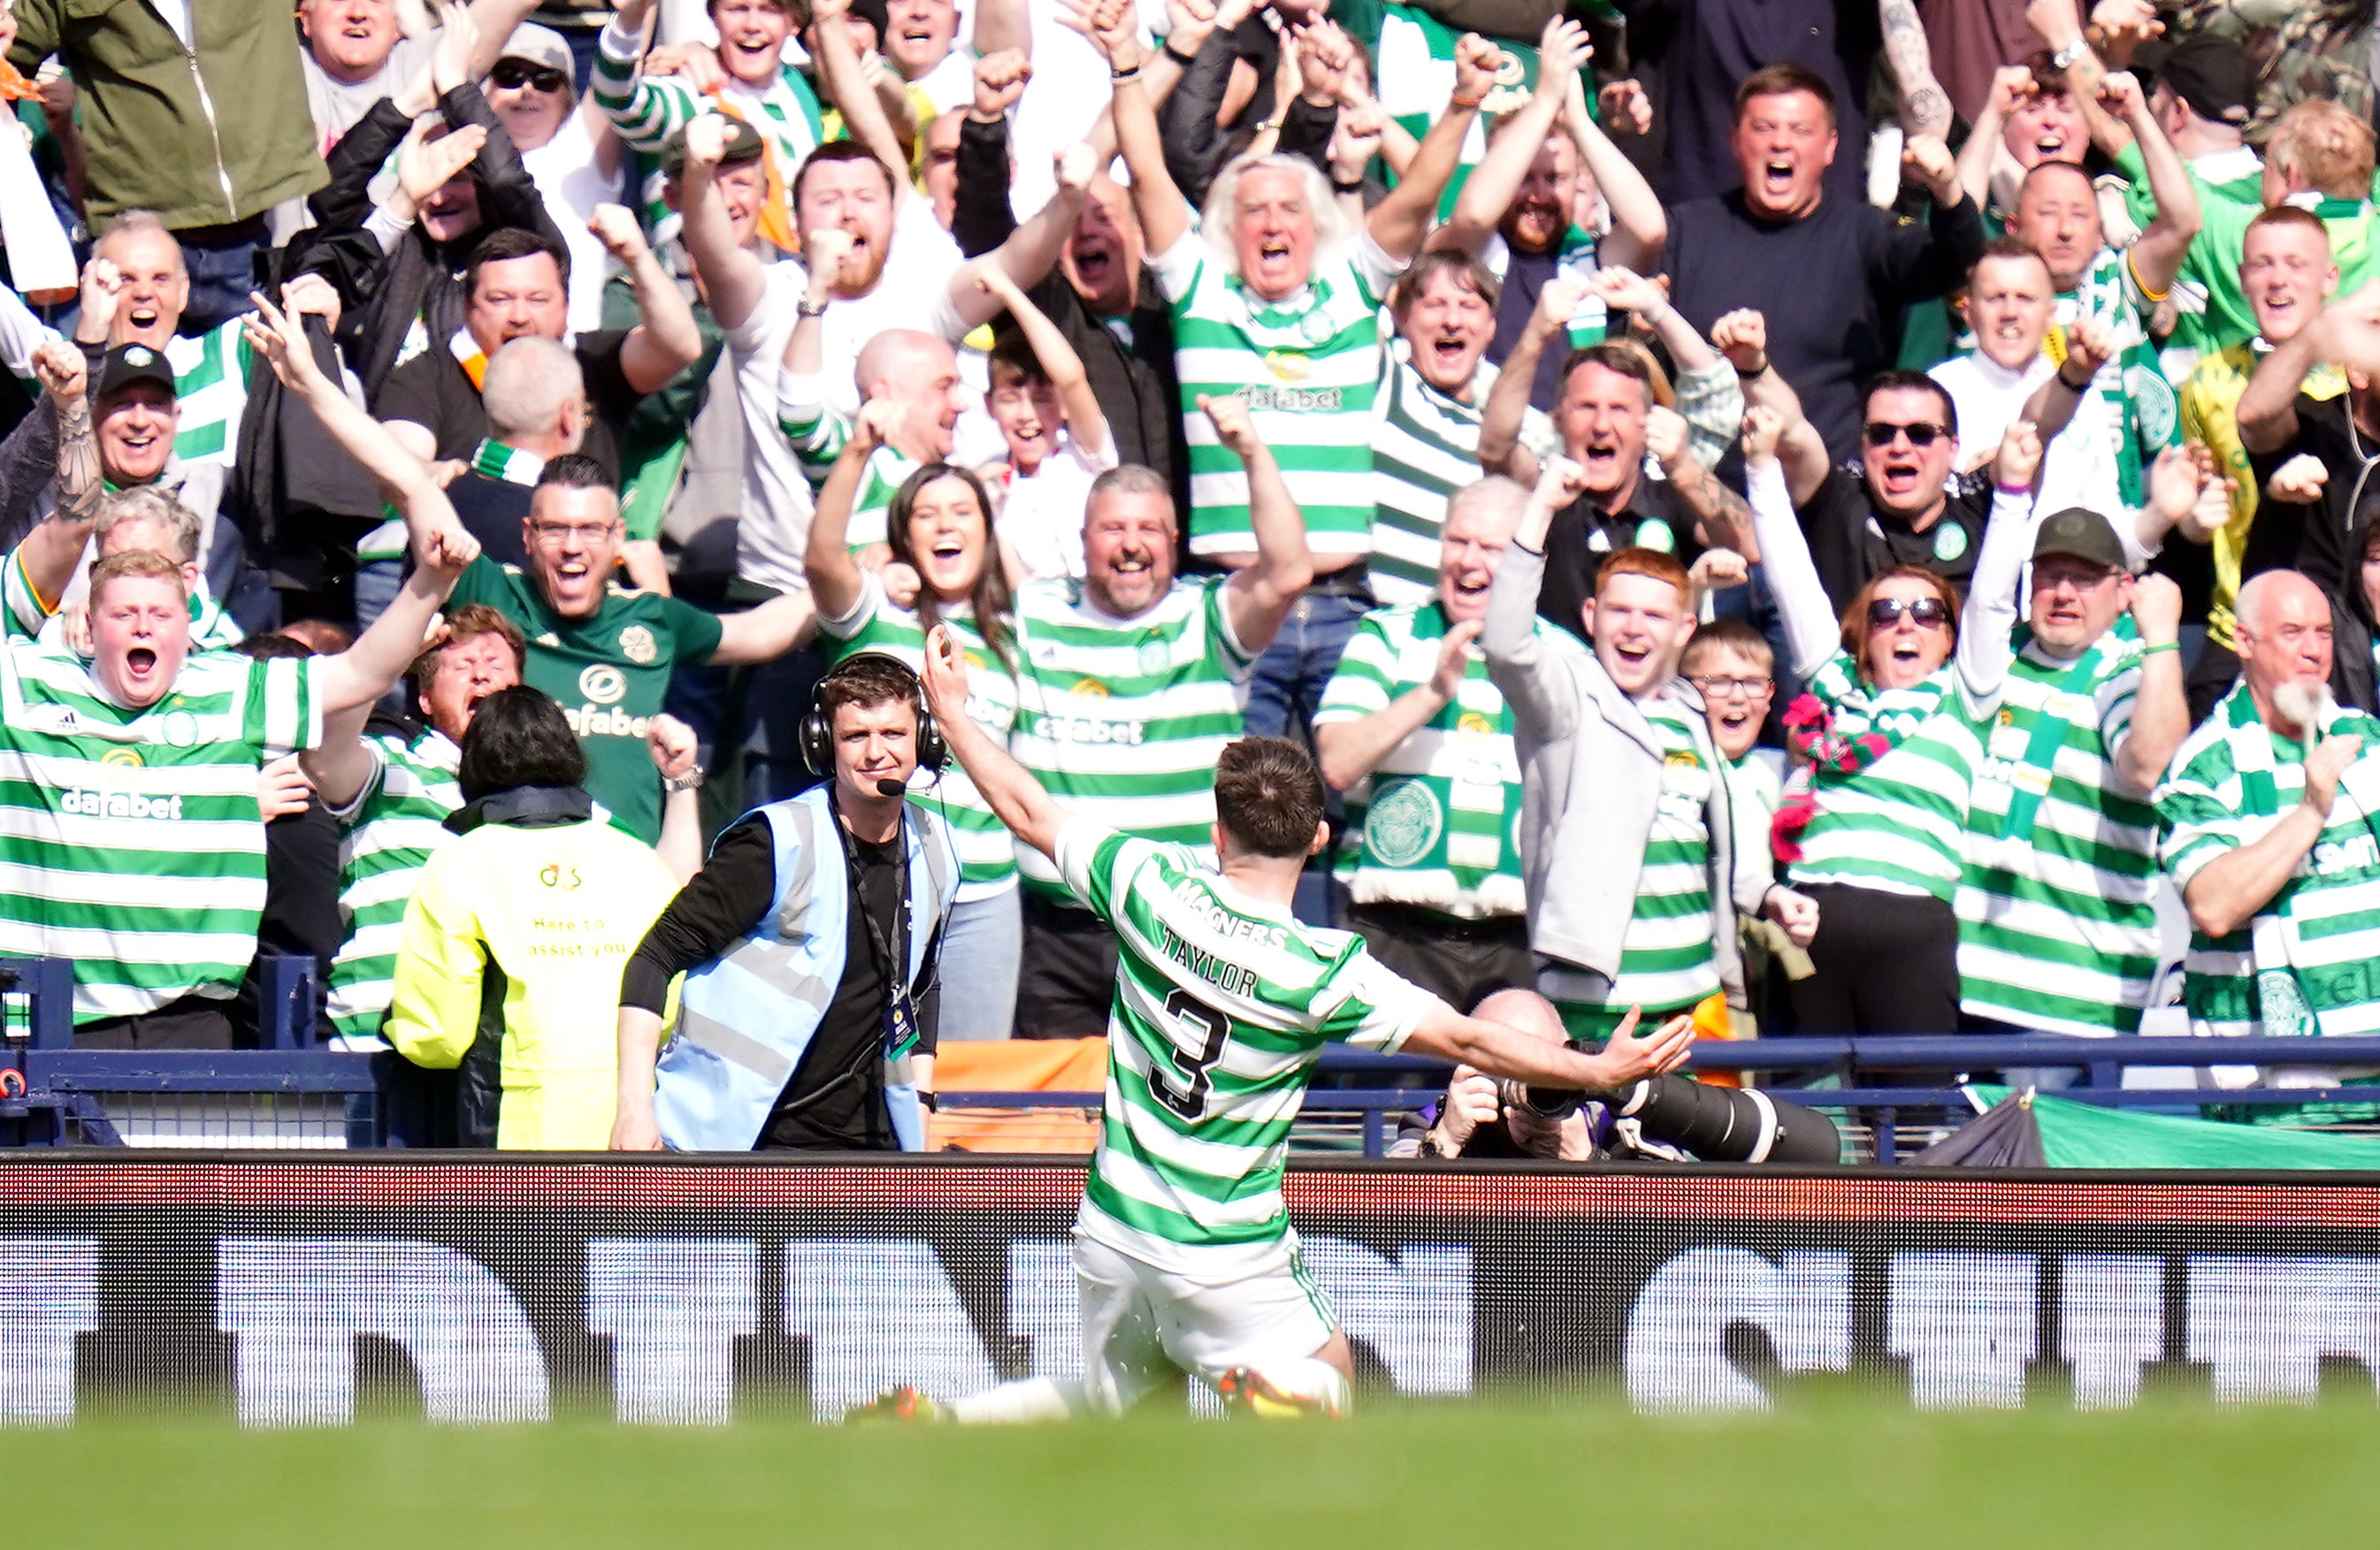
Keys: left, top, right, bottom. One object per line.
{"left": 5, "top": 953, "right": 2377, "bottom": 1157}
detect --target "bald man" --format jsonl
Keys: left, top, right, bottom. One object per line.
{"left": 442, "top": 336, "right": 588, "bottom": 567}
{"left": 1393, "top": 989, "right": 1598, "bottom": 1161}
{"left": 777, "top": 327, "right": 971, "bottom": 556}
{"left": 2161, "top": 569, "right": 2380, "bottom": 1111}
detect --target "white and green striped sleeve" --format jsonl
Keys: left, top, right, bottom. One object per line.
{"left": 2095, "top": 649, "right": 2143, "bottom": 768}
{"left": 1056, "top": 815, "right": 1135, "bottom": 921}
{"left": 249, "top": 655, "right": 325, "bottom": 757}
{"left": 1198, "top": 576, "right": 1256, "bottom": 676}
{"left": 777, "top": 369, "right": 849, "bottom": 487}
{"left": 1312, "top": 945, "right": 1431, "bottom": 1053}
{"left": 1312, "top": 612, "right": 1399, "bottom": 725}
{"left": 1, "top": 546, "right": 54, "bottom": 637}
{"left": 2157, "top": 746, "right": 2243, "bottom": 888}
{"left": 819, "top": 566, "right": 886, "bottom": 642}
{"left": 592, "top": 19, "right": 702, "bottom": 151}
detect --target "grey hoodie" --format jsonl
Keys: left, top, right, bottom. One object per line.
{"left": 1482, "top": 544, "right": 1771, "bottom": 1007}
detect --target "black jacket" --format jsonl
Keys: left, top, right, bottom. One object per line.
{"left": 952, "top": 114, "right": 1188, "bottom": 510}
{"left": 2333, "top": 576, "right": 2380, "bottom": 717}
{"left": 289, "top": 83, "right": 564, "bottom": 402}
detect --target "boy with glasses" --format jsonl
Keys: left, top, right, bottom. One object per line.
{"left": 1682, "top": 620, "right": 1800, "bottom": 1028}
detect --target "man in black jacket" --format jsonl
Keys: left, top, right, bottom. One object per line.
{"left": 1661, "top": 61, "right": 1982, "bottom": 462}
{"left": 952, "top": 54, "right": 1187, "bottom": 510}
{"left": 292, "top": 75, "right": 566, "bottom": 401}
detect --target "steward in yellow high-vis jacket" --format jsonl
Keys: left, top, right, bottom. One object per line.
{"left": 386, "top": 687, "right": 682, "bottom": 1149}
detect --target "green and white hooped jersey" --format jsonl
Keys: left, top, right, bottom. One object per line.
{"left": 325, "top": 727, "right": 463, "bottom": 1049}
{"left": 1787, "top": 652, "right": 1990, "bottom": 904}
{"left": 1312, "top": 601, "right": 1525, "bottom": 919}
{"left": 0, "top": 580, "right": 321, "bottom": 1022}
{"left": 1957, "top": 627, "right": 2161, "bottom": 1035}
{"left": 2160, "top": 684, "right": 2380, "bottom": 1041}
{"left": 164, "top": 320, "right": 253, "bottom": 472}
{"left": 1368, "top": 357, "right": 1554, "bottom": 607}
{"left": 1060, "top": 819, "right": 1431, "bottom": 1274}
{"left": 1152, "top": 230, "right": 1399, "bottom": 561}
{"left": 1537, "top": 694, "right": 1721, "bottom": 1018}
{"left": 1009, "top": 576, "right": 1253, "bottom": 902}
{"left": 822, "top": 572, "right": 1021, "bottom": 897}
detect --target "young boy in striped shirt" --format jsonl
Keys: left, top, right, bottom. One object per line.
{"left": 866, "top": 627, "right": 1695, "bottom": 1421}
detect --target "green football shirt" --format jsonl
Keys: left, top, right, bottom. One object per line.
{"left": 445, "top": 556, "right": 723, "bottom": 844}
{"left": 1059, "top": 818, "right": 1431, "bottom": 1274}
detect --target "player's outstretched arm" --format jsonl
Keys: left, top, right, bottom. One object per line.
{"left": 921, "top": 623, "right": 1070, "bottom": 860}
{"left": 1401, "top": 1001, "right": 1695, "bottom": 1092}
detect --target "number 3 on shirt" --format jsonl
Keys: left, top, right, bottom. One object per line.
{"left": 1146, "top": 987, "right": 1231, "bottom": 1120}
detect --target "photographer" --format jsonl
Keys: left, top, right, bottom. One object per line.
{"left": 1391, "top": 989, "right": 1593, "bottom": 1160}
{"left": 1393, "top": 989, "right": 1842, "bottom": 1164}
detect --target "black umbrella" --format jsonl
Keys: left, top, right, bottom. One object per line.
{"left": 1908, "top": 1089, "right": 2045, "bottom": 1167}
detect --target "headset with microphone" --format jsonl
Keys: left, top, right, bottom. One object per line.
{"left": 799, "top": 652, "right": 949, "bottom": 789}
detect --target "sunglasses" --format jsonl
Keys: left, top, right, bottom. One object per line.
{"left": 490, "top": 59, "right": 570, "bottom": 93}
{"left": 1867, "top": 596, "right": 1951, "bottom": 630}
{"left": 1863, "top": 420, "right": 1949, "bottom": 448}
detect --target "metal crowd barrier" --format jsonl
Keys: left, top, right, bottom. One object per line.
{"left": 4, "top": 955, "right": 2378, "bottom": 1159}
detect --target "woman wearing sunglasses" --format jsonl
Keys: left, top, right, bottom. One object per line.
{"left": 1740, "top": 403, "right": 2034, "bottom": 1037}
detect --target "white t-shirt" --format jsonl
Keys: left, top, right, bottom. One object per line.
{"left": 1927, "top": 351, "right": 2047, "bottom": 472}
{"left": 523, "top": 112, "right": 624, "bottom": 334}
{"left": 906, "top": 51, "right": 978, "bottom": 118}
{"left": 997, "top": 425, "right": 1116, "bottom": 583}
{"left": 1928, "top": 348, "right": 2126, "bottom": 521}
{"left": 301, "top": 34, "right": 440, "bottom": 152}
{"left": 724, "top": 209, "right": 968, "bottom": 593}
{"left": 788, "top": 199, "right": 970, "bottom": 419}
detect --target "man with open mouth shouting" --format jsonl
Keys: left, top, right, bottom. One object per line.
{"left": 0, "top": 355, "right": 487, "bottom": 1050}
{"left": 1075, "top": 0, "right": 1481, "bottom": 743}
{"left": 1661, "top": 62, "right": 1983, "bottom": 464}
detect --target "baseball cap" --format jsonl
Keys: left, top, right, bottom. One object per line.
{"left": 2134, "top": 34, "right": 2255, "bottom": 127}
{"left": 494, "top": 22, "right": 576, "bottom": 81}
{"left": 92, "top": 344, "right": 177, "bottom": 401}
{"left": 2032, "top": 507, "right": 2126, "bottom": 571}
{"left": 657, "top": 116, "right": 766, "bottom": 179}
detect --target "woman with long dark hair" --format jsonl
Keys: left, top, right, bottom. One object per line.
{"left": 1741, "top": 406, "right": 2031, "bottom": 1036}
{"left": 807, "top": 408, "right": 1024, "bottom": 1041}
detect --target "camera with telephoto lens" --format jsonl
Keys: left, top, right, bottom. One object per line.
{"left": 1605, "top": 1073, "right": 1840, "bottom": 1164}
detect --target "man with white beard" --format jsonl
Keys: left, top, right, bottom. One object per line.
{"left": 2159, "top": 569, "right": 2380, "bottom": 1118}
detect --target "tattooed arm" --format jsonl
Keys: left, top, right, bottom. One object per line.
{"left": 1879, "top": 0, "right": 1953, "bottom": 141}
{"left": 19, "top": 340, "right": 104, "bottom": 612}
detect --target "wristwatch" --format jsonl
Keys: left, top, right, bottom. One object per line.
{"left": 663, "top": 766, "right": 706, "bottom": 795}
{"left": 2052, "top": 40, "right": 2087, "bottom": 71}
{"left": 796, "top": 295, "right": 830, "bottom": 318}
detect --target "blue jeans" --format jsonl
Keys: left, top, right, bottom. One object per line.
{"left": 176, "top": 230, "right": 264, "bottom": 339}
{"left": 934, "top": 886, "right": 1022, "bottom": 1042}
{"left": 354, "top": 556, "right": 402, "bottom": 635}
{"left": 1242, "top": 590, "right": 1370, "bottom": 743}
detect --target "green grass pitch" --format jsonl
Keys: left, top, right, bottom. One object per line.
{"left": 11, "top": 1396, "right": 2378, "bottom": 1548}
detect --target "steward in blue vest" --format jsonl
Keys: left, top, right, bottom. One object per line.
{"left": 612, "top": 656, "right": 961, "bottom": 1150}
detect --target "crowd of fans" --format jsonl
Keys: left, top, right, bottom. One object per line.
{"left": 4, "top": 0, "right": 2380, "bottom": 1149}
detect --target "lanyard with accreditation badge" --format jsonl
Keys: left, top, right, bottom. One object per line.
{"left": 831, "top": 790, "right": 920, "bottom": 1059}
